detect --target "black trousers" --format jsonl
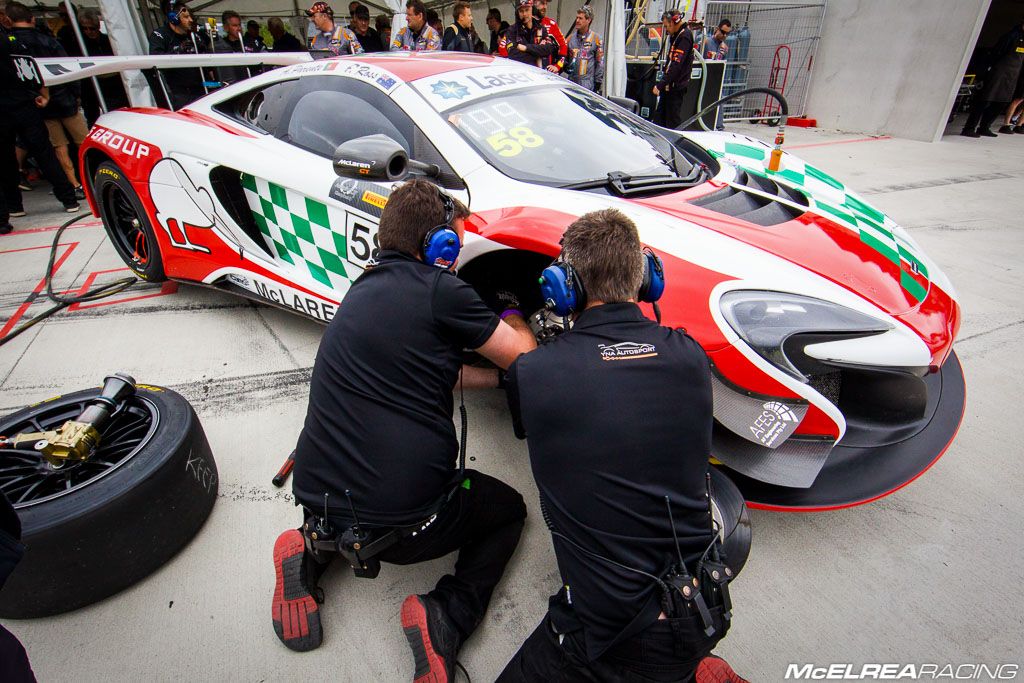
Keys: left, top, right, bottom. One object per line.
{"left": 963, "top": 99, "right": 1007, "bottom": 133}
{"left": 654, "top": 88, "right": 687, "bottom": 130}
{"left": 0, "top": 102, "right": 77, "bottom": 223}
{"left": 317, "top": 470, "right": 526, "bottom": 640}
{"left": 498, "top": 608, "right": 727, "bottom": 683}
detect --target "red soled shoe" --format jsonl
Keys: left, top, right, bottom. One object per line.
{"left": 401, "top": 594, "right": 462, "bottom": 682}
{"left": 271, "top": 529, "right": 322, "bottom": 652}
{"left": 696, "top": 655, "right": 750, "bottom": 683}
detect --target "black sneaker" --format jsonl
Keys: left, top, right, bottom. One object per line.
{"left": 63, "top": 202, "right": 81, "bottom": 213}
{"left": 9, "top": 208, "right": 26, "bottom": 218}
{"left": 979, "top": 128, "right": 998, "bottom": 137}
{"left": 0, "top": 222, "right": 12, "bottom": 235}
{"left": 960, "top": 129, "right": 980, "bottom": 138}
{"left": 999, "top": 125, "right": 1015, "bottom": 134}
{"left": 1015, "top": 126, "right": 1024, "bottom": 134}
{"left": 401, "top": 594, "right": 462, "bottom": 682}
{"left": 271, "top": 529, "right": 323, "bottom": 652}
{"left": 74, "top": 186, "right": 86, "bottom": 201}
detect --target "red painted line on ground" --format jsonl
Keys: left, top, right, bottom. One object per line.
{"left": 66, "top": 268, "right": 178, "bottom": 311}
{"left": 5, "top": 220, "right": 103, "bottom": 235}
{"left": 788, "top": 135, "right": 892, "bottom": 150}
{"left": 0, "top": 242, "right": 78, "bottom": 338}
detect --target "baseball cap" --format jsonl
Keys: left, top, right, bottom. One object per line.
{"left": 578, "top": 5, "right": 593, "bottom": 18}
{"left": 517, "top": 0, "right": 533, "bottom": 8}
{"left": 306, "top": 1, "right": 333, "bottom": 17}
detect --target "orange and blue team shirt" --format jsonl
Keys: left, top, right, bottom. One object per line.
{"left": 390, "top": 24, "right": 441, "bottom": 51}
{"left": 310, "top": 25, "right": 363, "bottom": 55}
{"left": 567, "top": 29, "right": 603, "bottom": 91}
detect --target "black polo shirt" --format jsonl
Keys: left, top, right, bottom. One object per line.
{"left": 507, "top": 302, "right": 715, "bottom": 661}
{"left": 293, "top": 250, "right": 499, "bottom": 525}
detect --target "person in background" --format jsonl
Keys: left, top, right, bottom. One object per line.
{"left": 426, "top": 8, "right": 443, "bottom": 36}
{"left": 214, "top": 10, "right": 259, "bottom": 84}
{"left": 499, "top": 0, "right": 555, "bottom": 68}
{"left": 6, "top": 1, "right": 88, "bottom": 200}
{"left": 567, "top": 5, "right": 603, "bottom": 93}
{"left": 268, "top": 16, "right": 303, "bottom": 51}
{"left": 148, "top": 0, "right": 211, "bottom": 110}
{"left": 998, "top": 67, "right": 1024, "bottom": 134}
{"left": 532, "top": 0, "right": 567, "bottom": 73}
{"left": 391, "top": 0, "right": 439, "bottom": 51}
{"left": 700, "top": 18, "right": 731, "bottom": 59}
{"left": 306, "top": 1, "right": 362, "bottom": 55}
{"left": 962, "top": 19, "right": 1024, "bottom": 138}
{"left": 350, "top": 4, "right": 383, "bottom": 52}
{"left": 244, "top": 19, "right": 268, "bottom": 52}
{"left": 59, "top": 8, "right": 129, "bottom": 126}
{"left": 1, "top": 0, "right": 80, "bottom": 231}
{"left": 486, "top": 7, "right": 508, "bottom": 55}
{"left": 375, "top": 13, "right": 391, "bottom": 46}
{"left": 652, "top": 8, "right": 694, "bottom": 129}
{"left": 442, "top": 1, "right": 475, "bottom": 52}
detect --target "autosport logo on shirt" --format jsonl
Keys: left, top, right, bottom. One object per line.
{"left": 414, "top": 66, "right": 562, "bottom": 110}
{"left": 598, "top": 342, "right": 658, "bottom": 361}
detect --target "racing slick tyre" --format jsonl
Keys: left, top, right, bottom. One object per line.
{"left": 93, "top": 161, "right": 167, "bottom": 282}
{"left": 0, "top": 385, "right": 217, "bottom": 619}
{"left": 709, "top": 467, "right": 751, "bottom": 576}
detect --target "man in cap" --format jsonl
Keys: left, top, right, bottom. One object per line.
{"left": 350, "top": 4, "right": 383, "bottom": 51}
{"left": 391, "top": 0, "right": 440, "bottom": 51}
{"left": 307, "top": 1, "right": 362, "bottom": 55}
{"left": 567, "top": 5, "right": 603, "bottom": 92}
{"left": 652, "top": 8, "right": 695, "bottom": 129}
{"left": 498, "top": 0, "right": 556, "bottom": 68}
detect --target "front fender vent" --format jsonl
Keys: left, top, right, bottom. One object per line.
{"left": 691, "top": 168, "right": 808, "bottom": 226}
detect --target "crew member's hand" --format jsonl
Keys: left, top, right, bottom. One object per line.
{"left": 517, "top": 43, "right": 527, "bottom": 52}
{"left": 546, "top": 64, "right": 559, "bottom": 72}
{"left": 35, "top": 93, "right": 49, "bottom": 108}
{"left": 652, "top": 85, "right": 660, "bottom": 96}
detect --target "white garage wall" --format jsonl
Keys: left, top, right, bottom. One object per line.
{"left": 804, "top": 0, "right": 991, "bottom": 141}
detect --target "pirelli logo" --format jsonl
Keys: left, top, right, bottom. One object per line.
{"left": 598, "top": 342, "right": 658, "bottom": 361}
{"left": 361, "top": 190, "right": 388, "bottom": 210}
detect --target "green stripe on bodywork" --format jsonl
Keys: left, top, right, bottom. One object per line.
{"left": 291, "top": 214, "right": 314, "bottom": 244}
{"left": 898, "top": 244, "right": 929, "bottom": 278}
{"left": 269, "top": 182, "right": 289, "bottom": 209}
{"left": 860, "top": 230, "right": 899, "bottom": 265}
{"left": 805, "top": 164, "right": 844, "bottom": 190}
{"left": 240, "top": 173, "right": 257, "bottom": 193}
{"left": 724, "top": 142, "right": 766, "bottom": 161}
{"left": 815, "top": 201, "right": 856, "bottom": 227}
{"left": 318, "top": 247, "right": 348, "bottom": 277}
{"left": 307, "top": 261, "right": 331, "bottom": 287}
{"left": 281, "top": 229, "right": 301, "bottom": 255}
{"left": 900, "top": 270, "right": 927, "bottom": 303}
{"left": 273, "top": 239, "right": 294, "bottom": 264}
{"left": 306, "top": 199, "right": 331, "bottom": 228}
{"left": 843, "top": 194, "right": 884, "bottom": 225}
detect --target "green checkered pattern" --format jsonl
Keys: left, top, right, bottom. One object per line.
{"left": 704, "top": 140, "right": 930, "bottom": 303}
{"left": 240, "top": 173, "right": 352, "bottom": 291}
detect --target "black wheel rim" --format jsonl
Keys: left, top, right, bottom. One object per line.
{"left": 0, "top": 395, "right": 158, "bottom": 509}
{"left": 103, "top": 184, "right": 150, "bottom": 268}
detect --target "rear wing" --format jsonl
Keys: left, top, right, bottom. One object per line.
{"left": 28, "top": 53, "right": 314, "bottom": 86}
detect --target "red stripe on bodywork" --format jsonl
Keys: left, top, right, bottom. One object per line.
{"left": 355, "top": 52, "right": 496, "bottom": 81}
{"left": 630, "top": 194, "right": 959, "bottom": 365}
{"left": 121, "top": 108, "right": 258, "bottom": 138}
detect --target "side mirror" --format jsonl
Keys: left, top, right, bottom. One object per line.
{"left": 333, "top": 134, "right": 409, "bottom": 181}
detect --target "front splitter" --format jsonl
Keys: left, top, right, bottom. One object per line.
{"left": 721, "top": 350, "right": 966, "bottom": 511}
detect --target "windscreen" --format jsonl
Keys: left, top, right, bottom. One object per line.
{"left": 446, "top": 85, "right": 695, "bottom": 186}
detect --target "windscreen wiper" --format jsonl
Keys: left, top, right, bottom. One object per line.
{"left": 560, "top": 167, "right": 706, "bottom": 196}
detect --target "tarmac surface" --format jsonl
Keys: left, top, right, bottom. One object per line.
{"left": 1, "top": 120, "right": 1022, "bottom": 681}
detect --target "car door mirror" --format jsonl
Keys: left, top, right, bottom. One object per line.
{"left": 333, "top": 134, "right": 409, "bottom": 181}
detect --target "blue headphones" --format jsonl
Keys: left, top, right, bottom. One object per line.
{"left": 540, "top": 247, "right": 665, "bottom": 316}
{"left": 167, "top": 7, "right": 183, "bottom": 24}
{"left": 421, "top": 191, "right": 461, "bottom": 269}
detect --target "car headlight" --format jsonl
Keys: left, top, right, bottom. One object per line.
{"left": 720, "top": 291, "right": 892, "bottom": 381}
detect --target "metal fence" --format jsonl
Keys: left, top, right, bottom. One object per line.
{"left": 701, "top": 0, "right": 826, "bottom": 123}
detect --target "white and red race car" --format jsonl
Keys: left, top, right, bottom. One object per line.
{"left": 66, "top": 52, "right": 962, "bottom": 511}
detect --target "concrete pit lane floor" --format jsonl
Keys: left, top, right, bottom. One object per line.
{"left": 1, "top": 123, "right": 1021, "bottom": 680}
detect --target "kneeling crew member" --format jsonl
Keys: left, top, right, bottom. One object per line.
{"left": 498, "top": 209, "right": 746, "bottom": 682}
{"left": 272, "top": 179, "right": 536, "bottom": 682}
{"left": 653, "top": 8, "right": 695, "bottom": 129}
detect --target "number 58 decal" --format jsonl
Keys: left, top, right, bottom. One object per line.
{"left": 345, "top": 213, "right": 380, "bottom": 269}
{"left": 486, "top": 126, "right": 544, "bottom": 157}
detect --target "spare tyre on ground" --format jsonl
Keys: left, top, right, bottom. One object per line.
{"left": 0, "top": 383, "right": 217, "bottom": 619}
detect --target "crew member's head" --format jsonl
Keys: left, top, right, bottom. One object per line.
{"left": 534, "top": 0, "right": 549, "bottom": 19}
{"left": 267, "top": 16, "right": 286, "bottom": 38}
{"left": 516, "top": 0, "right": 533, "bottom": 27}
{"left": 375, "top": 13, "right": 391, "bottom": 42}
{"left": 0, "top": 1, "right": 12, "bottom": 30}
{"left": 561, "top": 209, "right": 644, "bottom": 306}
{"left": 168, "top": 0, "right": 194, "bottom": 32}
{"left": 486, "top": 8, "right": 501, "bottom": 32}
{"left": 426, "top": 8, "right": 441, "bottom": 33}
{"left": 661, "top": 8, "right": 683, "bottom": 35}
{"left": 348, "top": 1, "right": 359, "bottom": 17}
{"left": 246, "top": 20, "right": 261, "bottom": 39}
{"left": 4, "top": 1, "right": 35, "bottom": 27}
{"left": 715, "top": 18, "right": 732, "bottom": 42}
{"left": 453, "top": 1, "right": 472, "bottom": 30}
{"left": 222, "top": 10, "right": 241, "bottom": 40}
{"left": 351, "top": 6, "right": 370, "bottom": 34}
{"left": 575, "top": 5, "right": 592, "bottom": 33}
{"left": 378, "top": 179, "right": 470, "bottom": 265}
{"left": 405, "top": 0, "right": 425, "bottom": 31}
{"left": 306, "top": 2, "right": 334, "bottom": 32}
{"left": 78, "top": 7, "right": 102, "bottom": 37}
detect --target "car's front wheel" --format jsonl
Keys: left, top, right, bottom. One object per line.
{"left": 94, "top": 161, "right": 167, "bottom": 282}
